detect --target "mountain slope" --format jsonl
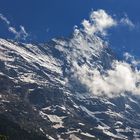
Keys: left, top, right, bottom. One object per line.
{"left": 0, "top": 27, "right": 140, "bottom": 140}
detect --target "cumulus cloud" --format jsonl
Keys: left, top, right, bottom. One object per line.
{"left": 81, "top": 10, "right": 135, "bottom": 36}
{"left": 72, "top": 60, "right": 140, "bottom": 97}
{"left": 68, "top": 9, "right": 140, "bottom": 97}
{"left": 82, "top": 9, "right": 117, "bottom": 36}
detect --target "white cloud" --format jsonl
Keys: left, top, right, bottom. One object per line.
{"left": 0, "top": 13, "right": 28, "bottom": 40}
{"left": 81, "top": 10, "right": 135, "bottom": 36}
{"left": 0, "top": 13, "right": 10, "bottom": 25}
{"left": 120, "top": 15, "right": 135, "bottom": 28}
{"left": 18, "top": 25, "right": 29, "bottom": 40}
{"left": 9, "top": 26, "right": 18, "bottom": 34}
{"left": 68, "top": 9, "right": 140, "bottom": 97}
{"left": 72, "top": 60, "right": 140, "bottom": 97}
{"left": 82, "top": 9, "right": 117, "bottom": 36}
{"left": 20, "top": 25, "right": 28, "bottom": 36}
{"left": 124, "top": 52, "right": 140, "bottom": 66}
{"left": 8, "top": 25, "right": 28, "bottom": 40}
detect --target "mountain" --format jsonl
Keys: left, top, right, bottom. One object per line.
{"left": 0, "top": 28, "right": 140, "bottom": 140}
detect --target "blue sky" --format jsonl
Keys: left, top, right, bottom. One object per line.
{"left": 0, "top": 0, "right": 140, "bottom": 58}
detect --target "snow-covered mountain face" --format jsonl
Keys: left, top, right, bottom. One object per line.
{"left": 1, "top": 10, "right": 140, "bottom": 140}
{"left": 0, "top": 28, "right": 114, "bottom": 94}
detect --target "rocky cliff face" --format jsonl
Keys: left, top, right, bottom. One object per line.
{"left": 0, "top": 28, "right": 140, "bottom": 140}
